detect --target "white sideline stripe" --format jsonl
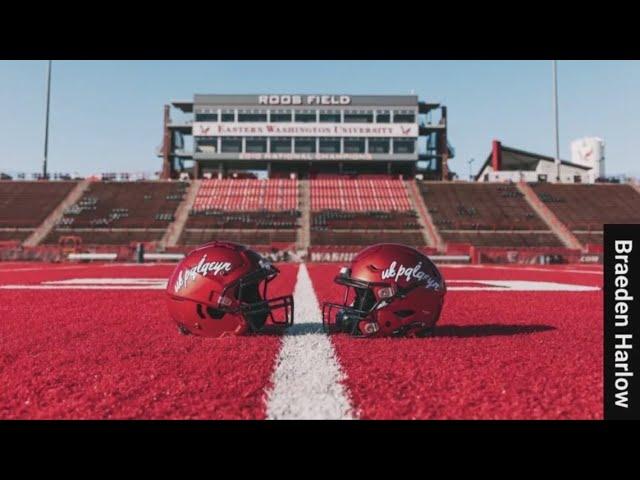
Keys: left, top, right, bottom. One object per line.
{"left": 265, "top": 264, "right": 356, "bottom": 420}
{"left": 68, "top": 253, "right": 117, "bottom": 260}
{"left": 0, "top": 263, "right": 177, "bottom": 273}
{"left": 0, "top": 285, "right": 166, "bottom": 290}
{"left": 446, "top": 280, "right": 600, "bottom": 292}
{"left": 444, "top": 264, "right": 603, "bottom": 275}
{"left": 143, "top": 253, "right": 185, "bottom": 261}
{"left": 42, "top": 278, "right": 166, "bottom": 285}
{"left": 0, "top": 277, "right": 168, "bottom": 290}
{"left": 0, "top": 265, "right": 107, "bottom": 273}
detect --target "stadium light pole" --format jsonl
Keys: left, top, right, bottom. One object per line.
{"left": 43, "top": 60, "right": 52, "bottom": 180}
{"left": 552, "top": 60, "right": 561, "bottom": 182}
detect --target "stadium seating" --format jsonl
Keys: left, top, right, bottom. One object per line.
{"left": 181, "top": 179, "right": 300, "bottom": 248}
{"left": 311, "top": 178, "right": 410, "bottom": 211}
{"left": 3, "top": 177, "right": 635, "bottom": 255}
{"left": 45, "top": 181, "right": 187, "bottom": 245}
{"left": 419, "top": 182, "right": 547, "bottom": 230}
{"left": 179, "top": 230, "right": 296, "bottom": 247}
{"left": 439, "top": 231, "right": 564, "bottom": 248}
{"left": 192, "top": 178, "right": 298, "bottom": 212}
{"left": 529, "top": 183, "right": 640, "bottom": 244}
{"left": 574, "top": 232, "right": 604, "bottom": 245}
{"left": 45, "top": 230, "right": 166, "bottom": 245}
{"left": 418, "top": 182, "right": 561, "bottom": 248}
{"left": 0, "top": 230, "right": 32, "bottom": 242}
{"left": 187, "top": 211, "right": 299, "bottom": 229}
{"left": 310, "top": 178, "right": 425, "bottom": 247}
{"left": 54, "top": 181, "right": 187, "bottom": 229}
{"left": 312, "top": 211, "right": 420, "bottom": 230}
{"left": 311, "top": 230, "right": 425, "bottom": 246}
{"left": 0, "top": 181, "right": 77, "bottom": 228}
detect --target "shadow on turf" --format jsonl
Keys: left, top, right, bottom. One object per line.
{"left": 271, "top": 323, "right": 556, "bottom": 338}
{"left": 433, "top": 324, "right": 555, "bottom": 338}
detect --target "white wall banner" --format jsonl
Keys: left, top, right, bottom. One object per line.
{"left": 238, "top": 153, "right": 374, "bottom": 161}
{"left": 192, "top": 122, "right": 418, "bottom": 138}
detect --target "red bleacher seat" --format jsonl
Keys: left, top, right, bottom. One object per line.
{"left": 0, "top": 181, "right": 77, "bottom": 228}
{"left": 45, "top": 181, "right": 187, "bottom": 245}
{"left": 182, "top": 179, "right": 300, "bottom": 246}
{"left": 418, "top": 181, "right": 562, "bottom": 248}
{"left": 310, "top": 178, "right": 410, "bottom": 211}
{"left": 530, "top": 183, "right": 640, "bottom": 244}
{"left": 309, "top": 178, "right": 422, "bottom": 247}
{"left": 192, "top": 179, "right": 298, "bottom": 212}
{"left": 179, "top": 229, "right": 296, "bottom": 247}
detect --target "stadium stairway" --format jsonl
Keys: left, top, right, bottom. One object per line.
{"left": 407, "top": 180, "right": 443, "bottom": 252}
{"left": 161, "top": 180, "right": 201, "bottom": 248}
{"left": 23, "top": 179, "right": 91, "bottom": 247}
{"left": 517, "top": 181, "right": 583, "bottom": 251}
{"left": 297, "top": 180, "right": 310, "bottom": 250}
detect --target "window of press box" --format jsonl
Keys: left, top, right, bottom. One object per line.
{"left": 195, "top": 112, "right": 218, "bottom": 122}
{"left": 344, "top": 111, "right": 373, "bottom": 123}
{"left": 271, "top": 137, "right": 292, "bottom": 153}
{"left": 270, "top": 110, "right": 292, "bottom": 122}
{"left": 196, "top": 137, "right": 218, "bottom": 153}
{"left": 295, "top": 111, "right": 317, "bottom": 123}
{"left": 344, "top": 138, "right": 366, "bottom": 153}
{"left": 221, "top": 137, "right": 242, "bottom": 153}
{"left": 319, "top": 138, "right": 341, "bottom": 153}
{"left": 221, "top": 111, "right": 235, "bottom": 122}
{"left": 376, "top": 111, "right": 391, "bottom": 123}
{"left": 393, "top": 138, "right": 415, "bottom": 154}
{"left": 369, "top": 138, "right": 390, "bottom": 153}
{"left": 295, "top": 138, "right": 316, "bottom": 153}
{"left": 245, "top": 138, "right": 267, "bottom": 153}
{"left": 238, "top": 111, "right": 268, "bottom": 122}
{"left": 319, "top": 111, "right": 341, "bottom": 123}
{"left": 393, "top": 111, "right": 416, "bottom": 123}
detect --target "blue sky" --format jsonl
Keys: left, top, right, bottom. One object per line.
{"left": 0, "top": 60, "right": 638, "bottom": 178}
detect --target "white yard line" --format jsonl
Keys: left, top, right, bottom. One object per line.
{"left": 443, "top": 264, "right": 603, "bottom": 275}
{"left": 265, "top": 264, "right": 356, "bottom": 420}
{"left": 0, "top": 263, "right": 177, "bottom": 273}
{"left": 0, "top": 265, "right": 106, "bottom": 273}
{"left": 445, "top": 280, "right": 600, "bottom": 291}
{"left": 0, "top": 285, "right": 167, "bottom": 290}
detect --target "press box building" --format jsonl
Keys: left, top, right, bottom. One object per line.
{"left": 159, "top": 94, "right": 453, "bottom": 179}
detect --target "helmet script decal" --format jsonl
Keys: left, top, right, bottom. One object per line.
{"left": 380, "top": 261, "right": 440, "bottom": 288}
{"left": 174, "top": 255, "right": 232, "bottom": 292}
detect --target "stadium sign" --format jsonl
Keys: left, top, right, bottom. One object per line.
{"left": 239, "top": 153, "right": 373, "bottom": 161}
{"left": 257, "top": 95, "right": 351, "bottom": 105}
{"left": 193, "top": 122, "right": 418, "bottom": 138}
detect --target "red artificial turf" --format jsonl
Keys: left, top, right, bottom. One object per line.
{"left": 307, "top": 263, "right": 603, "bottom": 420}
{"left": 0, "top": 262, "right": 178, "bottom": 285}
{"left": 0, "top": 261, "right": 604, "bottom": 420}
{"left": 0, "top": 263, "right": 298, "bottom": 419}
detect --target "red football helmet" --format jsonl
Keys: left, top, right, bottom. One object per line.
{"left": 323, "top": 243, "right": 446, "bottom": 338}
{"left": 166, "top": 241, "right": 293, "bottom": 337}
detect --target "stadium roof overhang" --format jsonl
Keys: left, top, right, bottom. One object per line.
{"left": 171, "top": 100, "right": 193, "bottom": 113}
{"left": 474, "top": 142, "right": 591, "bottom": 181}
